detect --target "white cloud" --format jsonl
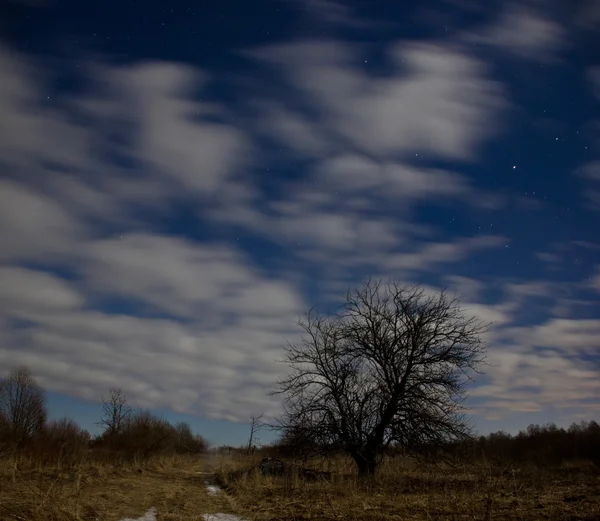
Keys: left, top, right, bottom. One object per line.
{"left": 496, "top": 280, "right": 591, "bottom": 320}
{"left": 0, "top": 179, "right": 85, "bottom": 262}
{"left": 576, "top": 161, "right": 600, "bottom": 211}
{"left": 479, "top": 316, "right": 600, "bottom": 412}
{"left": 296, "top": 0, "right": 363, "bottom": 26}
{"left": 316, "top": 156, "right": 471, "bottom": 199}
{"left": 536, "top": 251, "right": 561, "bottom": 267}
{"left": 506, "top": 319, "right": 600, "bottom": 355}
{"left": 209, "top": 151, "right": 500, "bottom": 278}
{"left": 254, "top": 101, "right": 332, "bottom": 157}
{"left": 473, "top": 339, "right": 600, "bottom": 420}
{"left": 0, "top": 46, "right": 249, "bottom": 207}
{"left": 463, "top": 3, "right": 565, "bottom": 61}
{"left": 443, "top": 275, "right": 485, "bottom": 301}
{"left": 0, "top": 247, "right": 306, "bottom": 421}
{"left": 249, "top": 39, "right": 506, "bottom": 161}
{"left": 383, "top": 235, "right": 506, "bottom": 271}
{"left": 82, "top": 233, "right": 303, "bottom": 320}
{"left": 0, "top": 267, "right": 84, "bottom": 311}
{"left": 593, "top": 269, "right": 600, "bottom": 292}
{"left": 579, "top": 160, "right": 600, "bottom": 181}
{"left": 82, "top": 61, "right": 250, "bottom": 195}
{"left": 571, "top": 240, "right": 600, "bottom": 250}
{"left": 0, "top": 46, "right": 93, "bottom": 171}
{"left": 460, "top": 302, "right": 511, "bottom": 332}
{"left": 471, "top": 316, "right": 600, "bottom": 420}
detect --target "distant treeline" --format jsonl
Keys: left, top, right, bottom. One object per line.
{"left": 459, "top": 421, "right": 600, "bottom": 467}
{"left": 0, "top": 366, "right": 208, "bottom": 465}
{"left": 218, "top": 419, "right": 600, "bottom": 471}
{"left": 254, "top": 420, "right": 600, "bottom": 471}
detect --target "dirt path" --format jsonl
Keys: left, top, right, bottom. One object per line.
{"left": 118, "top": 456, "right": 247, "bottom": 521}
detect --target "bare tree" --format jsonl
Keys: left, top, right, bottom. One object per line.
{"left": 98, "top": 388, "right": 131, "bottom": 437}
{"left": 0, "top": 366, "right": 47, "bottom": 444}
{"left": 247, "top": 414, "right": 264, "bottom": 455}
{"left": 275, "top": 279, "right": 489, "bottom": 477}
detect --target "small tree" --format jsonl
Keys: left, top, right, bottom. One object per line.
{"left": 98, "top": 388, "right": 131, "bottom": 438}
{"left": 276, "top": 279, "right": 488, "bottom": 477}
{"left": 0, "top": 366, "right": 47, "bottom": 445}
{"left": 247, "top": 414, "right": 264, "bottom": 455}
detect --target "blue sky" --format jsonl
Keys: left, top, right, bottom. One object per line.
{"left": 1, "top": 0, "right": 599, "bottom": 447}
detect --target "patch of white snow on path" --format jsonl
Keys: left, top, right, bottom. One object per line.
{"left": 203, "top": 515, "right": 246, "bottom": 521}
{"left": 119, "top": 473, "right": 244, "bottom": 521}
{"left": 119, "top": 507, "right": 157, "bottom": 521}
{"left": 206, "top": 484, "right": 221, "bottom": 495}
{"left": 203, "top": 475, "right": 246, "bottom": 520}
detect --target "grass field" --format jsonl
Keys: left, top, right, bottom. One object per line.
{"left": 0, "top": 454, "right": 236, "bottom": 521}
{"left": 216, "top": 455, "right": 600, "bottom": 521}
{"left": 2, "top": 453, "right": 599, "bottom": 520}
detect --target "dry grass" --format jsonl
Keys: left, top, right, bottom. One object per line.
{"left": 216, "top": 455, "right": 600, "bottom": 521}
{"left": 3, "top": 451, "right": 599, "bottom": 520}
{"left": 0, "top": 453, "right": 233, "bottom": 521}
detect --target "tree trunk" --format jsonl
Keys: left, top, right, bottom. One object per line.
{"left": 354, "top": 454, "right": 377, "bottom": 478}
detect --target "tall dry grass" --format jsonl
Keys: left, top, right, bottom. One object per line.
{"left": 0, "top": 450, "right": 211, "bottom": 521}
{"left": 216, "top": 454, "right": 600, "bottom": 521}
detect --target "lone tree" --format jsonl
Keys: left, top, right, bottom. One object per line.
{"left": 275, "top": 279, "right": 488, "bottom": 477}
{"left": 98, "top": 388, "right": 131, "bottom": 437}
{"left": 0, "top": 366, "right": 47, "bottom": 445}
{"left": 246, "top": 414, "right": 264, "bottom": 455}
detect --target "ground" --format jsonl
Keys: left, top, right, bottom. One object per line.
{"left": 0, "top": 453, "right": 243, "bottom": 521}
{"left": 1, "top": 453, "right": 600, "bottom": 520}
{"left": 217, "top": 455, "right": 600, "bottom": 521}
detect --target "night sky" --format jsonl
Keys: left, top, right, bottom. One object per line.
{"left": 1, "top": 0, "right": 599, "bottom": 446}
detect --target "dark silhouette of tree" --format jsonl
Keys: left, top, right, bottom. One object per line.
{"left": 98, "top": 388, "right": 131, "bottom": 438}
{"left": 247, "top": 414, "right": 264, "bottom": 455}
{"left": 275, "top": 279, "right": 488, "bottom": 477}
{"left": 119, "top": 410, "right": 178, "bottom": 458}
{"left": 0, "top": 366, "right": 47, "bottom": 445}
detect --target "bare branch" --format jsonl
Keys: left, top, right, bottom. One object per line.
{"left": 247, "top": 414, "right": 264, "bottom": 455}
{"left": 97, "top": 388, "right": 131, "bottom": 437}
{"left": 0, "top": 366, "right": 47, "bottom": 445}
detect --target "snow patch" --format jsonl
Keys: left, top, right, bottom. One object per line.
{"left": 203, "top": 514, "right": 246, "bottom": 521}
{"left": 119, "top": 507, "right": 157, "bottom": 521}
{"left": 206, "top": 485, "right": 221, "bottom": 495}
